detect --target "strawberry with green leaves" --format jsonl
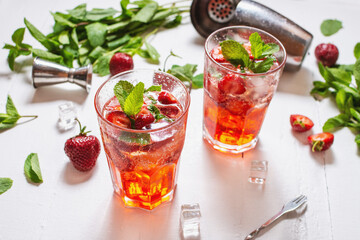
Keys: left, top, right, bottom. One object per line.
{"left": 64, "top": 119, "right": 101, "bottom": 171}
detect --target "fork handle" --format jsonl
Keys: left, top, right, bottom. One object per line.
{"left": 244, "top": 210, "right": 284, "bottom": 240}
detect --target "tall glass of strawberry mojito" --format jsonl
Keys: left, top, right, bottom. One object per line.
{"left": 94, "top": 69, "right": 190, "bottom": 210}
{"left": 203, "top": 26, "right": 286, "bottom": 153}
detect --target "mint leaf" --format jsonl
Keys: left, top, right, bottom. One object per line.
{"left": 114, "top": 80, "right": 134, "bottom": 109}
{"left": 261, "top": 43, "right": 280, "bottom": 57}
{"left": 355, "top": 134, "right": 360, "bottom": 147}
{"left": 251, "top": 57, "right": 274, "bottom": 73}
{"left": 350, "top": 108, "right": 360, "bottom": 122}
{"left": 354, "top": 43, "right": 360, "bottom": 59}
{"left": 24, "top": 18, "right": 59, "bottom": 52}
{"left": 335, "top": 89, "right": 347, "bottom": 111}
{"left": 85, "top": 22, "right": 107, "bottom": 48}
{"left": 192, "top": 73, "right": 204, "bottom": 89}
{"left": 0, "top": 178, "right": 13, "bottom": 195}
{"left": 50, "top": 12, "right": 76, "bottom": 28}
{"left": 220, "top": 40, "right": 249, "bottom": 67}
{"left": 32, "top": 48, "right": 63, "bottom": 64}
{"left": 12, "top": 28, "right": 25, "bottom": 45}
{"left": 323, "top": 114, "right": 349, "bottom": 132}
{"left": 24, "top": 153, "right": 43, "bottom": 184}
{"left": 119, "top": 132, "right": 151, "bottom": 145}
{"left": 328, "top": 67, "right": 352, "bottom": 85}
{"left": 131, "top": 2, "right": 158, "bottom": 23}
{"left": 144, "top": 41, "right": 160, "bottom": 63}
{"left": 354, "top": 58, "right": 360, "bottom": 89}
{"left": 320, "top": 19, "right": 342, "bottom": 36}
{"left": 249, "top": 32, "right": 270, "bottom": 59}
{"left": 6, "top": 95, "right": 19, "bottom": 116}
{"left": 147, "top": 105, "right": 173, "bottom": 122}
{"left": 145, "top": 85, "right": 161, "bottom": 92}
{"left": 85, "top": 7, "right": 118, "bottom": 21}
{"left": 123, "top": 82, "right": 145, "bottom": 116}
{"left": 93, "top": 54, "right": 112, "bottom": 76}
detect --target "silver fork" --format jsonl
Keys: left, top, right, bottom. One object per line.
{"left": 244, "top": 194, "right": 307, "bottom": 240}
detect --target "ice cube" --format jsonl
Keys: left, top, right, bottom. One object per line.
{"left": 248, "top": 160, "right": 268, "bottom": 184}
{"left": 58, "top": 102, "right": 77, "bottom": 130}
{"left": 180, "top": 203, "right": 201, "bottom": 239}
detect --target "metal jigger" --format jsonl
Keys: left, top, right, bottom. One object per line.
{"left": 32, "top": 57, "right": 92, "bottom": 93}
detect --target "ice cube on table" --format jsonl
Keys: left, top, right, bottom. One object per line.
{"left": 58, "top": 102, "right": 77, "bottom": 130}
{"left": 180, "top": 203, "right": 201, "bottom": 239}
{"left": 248, "top": 160, "right": 268, "bottom": 184}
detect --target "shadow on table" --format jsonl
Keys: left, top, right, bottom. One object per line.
{"left": 62, "top": 162, "right": 96, "bottom": 185}
{"left": 31, "top": 86, "right": 88, "bottom": 105}
{"left": 99, "top": 194, "right": 176, "bottom": 240}
{"left": 277, "top": 67, "right": 314, "bottom": 96}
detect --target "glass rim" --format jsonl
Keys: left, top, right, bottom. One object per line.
{"left": 205, "top": 25, "right": 287, "bottom": 77}
{"left": 94, "top": 68, "right": 191, "bottom": 133}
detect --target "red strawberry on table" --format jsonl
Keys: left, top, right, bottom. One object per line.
{"left": 64, "top": 119, "right": 101, "bottom": 171}
{"left": 307, "top": 132, "right": 334, "bottom": 152}
{"left": 290, "top": 114, "right": 314, "bottom": 132}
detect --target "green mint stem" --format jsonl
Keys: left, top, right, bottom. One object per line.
{"left": 20, "top": 115, "right": 38, "bottom": 118}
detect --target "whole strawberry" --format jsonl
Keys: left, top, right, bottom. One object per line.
{"left": 64, "top": 119, "right": 101, "bottom": 171}
{"left": 315, "top": 43, "right": 339, "bottom": 67}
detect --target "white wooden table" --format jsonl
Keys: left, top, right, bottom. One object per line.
{"left": 0, "top": 0, "right": 359, "bottom": 239}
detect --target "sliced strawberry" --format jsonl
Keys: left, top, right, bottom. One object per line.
{"left": 157, "top": 105, "right": 181, "bottom": 119}
{"left": 218, "top": 74, "right": 246, "bottom": 95}
{"left": 290, "top": 114, "right": 314, "bottom": 132}
{"left": 158, "top": 91, "right": 177, "bottom": 104}
{"left": 134, "top": 107, "right": 155, "bottom": 129}
{"left": 210, "top": 45, "right": 226, "bottom": 63}
{"left": 307, "top": 132, "right": 334, "bottom": 152}
{"left": 223, "top": 98, "right": 252, "bottom": 116}
{"left": 106, "top": 111, "right": 131, "bottom": 128}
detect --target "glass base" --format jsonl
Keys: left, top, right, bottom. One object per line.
{"left": 114, "top": 187, "right": 175, "bottom": 211}
{"left": 203, "top": 128, "right": 258, "bottom": 154}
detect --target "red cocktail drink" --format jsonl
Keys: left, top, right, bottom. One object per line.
{"left": 203, "top": 26, "right": 286, "bottom": 153}
{"left": 95, "top": 70, "right": 190, "bottom": 210}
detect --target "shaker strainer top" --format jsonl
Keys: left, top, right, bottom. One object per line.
{"left": 207, "top": 0, "right": 237, "bottom": 23}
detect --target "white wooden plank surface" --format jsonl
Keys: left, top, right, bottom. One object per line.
{"left": 0, "top": 0, "right": 359, "bottom": 239}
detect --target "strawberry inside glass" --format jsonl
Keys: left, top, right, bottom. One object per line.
{"left": 95, "top": 70, "right": 190, "bottom": 210}
{"left": 203, "top": 26, "right": 286, "bottom": 153}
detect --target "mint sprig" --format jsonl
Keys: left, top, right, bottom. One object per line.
{"left": 0, "top": 95, "right": 38, "bottom": 131}
{"left": 220, "top": 32, "right": 279, "bottom": 73}
{"left": 310, "top": 42, "right": 360, "bottom": 149}
{"left": 114, "top": 79, "right": 162, "bottom": 118}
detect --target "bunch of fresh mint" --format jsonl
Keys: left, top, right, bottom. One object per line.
{"left": 3, "top": 1, "right": 188, "bottom": 76}
{"left": 220, "top": 32, "right": 279, "bottom": 73}
{"left": 311, "top": 43, "right": 360, "bottom": 147}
